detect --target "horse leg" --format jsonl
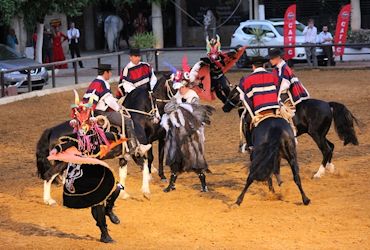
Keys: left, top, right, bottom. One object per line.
{"left": 163, "top": 171, "right": 177, "bottom": 193}
{"left": 141, "top": 158, "right": 151, "bottom": 199}
{"left": 285, "top": 142, "right": 310, "bottom": 205}
{"left": 267, "top": 177, "right": 275, "bottom": 193}
{"left": 325, "top": 139, "right": 335, "bottom": 173}
{"left": 290, "top": 160, "right": 310, "bottom": 205}
{"left": 236, "top": 175, "right": 254, "bottom": 206}
{"left": 118, "top": 158, "right": 130, "bottom": 199}
{"left": 311, "top": 132, "right": 333, "bottom": 178}
{"left": 273, "top": 157, "right": 283, "bottom": 186}
{"left": 196, "top": 170, "right": 209, "bottom": 192}
{"left": 157, "top": 138, "right": 167, "bottom": 181}
{"left": 43, "top": 173, "right": 58, "bottom": 205}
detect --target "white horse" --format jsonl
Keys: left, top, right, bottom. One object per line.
{"left": 104, "top": 15, "right": 124, "bottom": 52}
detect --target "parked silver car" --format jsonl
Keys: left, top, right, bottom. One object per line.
{"left": 0, "top": 44, "right": 48, "bottom": 91}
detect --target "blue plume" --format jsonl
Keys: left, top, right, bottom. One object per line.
{"left": 163, "top": 61, "right": 178, "bottom": 74}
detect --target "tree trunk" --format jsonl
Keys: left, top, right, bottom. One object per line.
{"left": 351, "top": 0, "right": 361, "bottom": 31}
{"left": 152, "top": 2, "right": 163, "bottom": 48}
{"left": 35, "top": 22, "right": 44, "bottom": 63}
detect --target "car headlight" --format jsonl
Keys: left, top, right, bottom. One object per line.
{"left": 40, "top": 67, "right": 47, "bottom": 73}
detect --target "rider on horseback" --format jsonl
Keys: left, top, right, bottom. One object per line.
{"left": 82, "top": 63, "right": 151, "bottom": 156}
{"left": 238, "top": 56, "right": 280, "bottom": 150}
{"left": 269, "top": 49, "right": 310, "bottom": 140}
{"left": 172, "top": 70, "right": 200, "bottom": 104}
{"left": 117, "top": 48, "right": 157, "bottom": 96}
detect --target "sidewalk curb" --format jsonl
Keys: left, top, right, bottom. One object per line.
{"left": 0, "top": 83, "right": 90, "bottom": 105}
{"left": 0, "top": 76, "right": 120, "bottom": 106}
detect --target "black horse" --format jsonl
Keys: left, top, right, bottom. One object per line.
{"left": 223, "top": 86, "right": 359, "bottom": 178}
{"left": 235, "top": 117, "right": 310, "bottom": 206}
{"left": 36, "top": 75, "right": 174, "bottom": 205}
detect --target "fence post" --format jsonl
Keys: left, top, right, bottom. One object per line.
{"left": 118, "top": 54, "right": 121, "bottom": 76}
{"left": 27, "top": 70, "right": 32, "bottom": 92}
{"left": 1, "top": 71, "right": 5, "bottom": 97}
{"left": 74, "top": 62, "right": 78, "bottom": 84}
{"left": 155, "top": 49, "right": 159, "bottom": 72}
{"left": 51, "top": 65, "right": 56, "bottom": 88}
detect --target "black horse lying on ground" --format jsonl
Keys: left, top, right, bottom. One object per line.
{"left": 223, "top": 86, "right": 359, "bottom": 178}
{"left": 234, "top": 117, "right": 310, "bottom": 206}
{"left": 36, "top": 75, "right": 174, "bottom": 205}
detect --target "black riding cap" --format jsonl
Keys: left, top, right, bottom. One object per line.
{"left": 268, "top": 48, "right": 284, "bottom": 59}
{"left": 251, "top": 56, "right": 269, "bottom": 65}
{"left": 129, "top": 48, "right": 141, "bottom": 56}
{"left": 94, "top": 64, "right": 112, "bottom": 71}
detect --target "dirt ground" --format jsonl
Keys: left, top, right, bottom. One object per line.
{"left": 0, "top": 70, "right": 369, "bottom": 250}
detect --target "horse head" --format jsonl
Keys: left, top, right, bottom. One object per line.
{"left": 222, "top": 86, "right": 241, "bottom": 113}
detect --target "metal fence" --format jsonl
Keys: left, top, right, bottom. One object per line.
{"left": 1, "top": 43, "right": 369, "bottom": 97}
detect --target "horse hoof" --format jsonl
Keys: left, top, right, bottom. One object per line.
{"left": 160, "top": 178, "right": 168, "bottom": 183}
{"left": 326, "top": 163, "right": 335, "bottom": 173}
{"left": 313, "top": 173, "right": 323, "bottom": 179}
{"left": 119, "top": 191, "right": 130, "bottom": 200}
{"left": 143, "top": 193, "right": 151, "bottom": 200}
{"left": 44, "top": 199, "right": 57, "bottom": 206}
{"left": 163, "top": 186, "right": 175, "bottom": 193}
{"left": 201, "top": 186, "right": 209, "bottom": 192}
{"left": 303, "top": 198, "right": 311, "bottom": 205}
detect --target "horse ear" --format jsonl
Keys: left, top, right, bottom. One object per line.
{"left": 73, "top": 89, "right": 80, "bottom": 105}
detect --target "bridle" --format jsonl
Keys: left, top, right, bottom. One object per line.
{"left": 225, "top": 87, "right": 242, "bottom": 108}
{"left": 153, "top": 79, "right": 174, "bottom": 104}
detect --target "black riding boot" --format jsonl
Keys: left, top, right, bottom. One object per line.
{"left": 91, "top": 205, "right": 114, "bottom": 243}
{"left": 105, "top": 185, "right": 122, "bottom": 224}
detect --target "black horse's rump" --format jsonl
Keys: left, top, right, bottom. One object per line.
{"left": 36, "top": 121, "right": 72, "bottom": 180}
{"left": 236, "top": 117, "right": 310, "bottom": 206}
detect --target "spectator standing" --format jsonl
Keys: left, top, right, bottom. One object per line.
{"left": 303, "top": 19, "right": 318, "bottom": 67}
{"left": 133, "top": 12, "right": 148, "bottom": 34}
{"left": 318, "top": 25, "right": 334, "bottom": 66}
{"left": 6, "top": 28, "right": 18, "bottom": 50}
{"left": 42, "top": 27, "right": 53, "bottom": 63}
{"left": 67, "top": 22, "right": 84, "bottom": 68}
{"left": 52, "top": 26, "right": 68, "bottom": 68}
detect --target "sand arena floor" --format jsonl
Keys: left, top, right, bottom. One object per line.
{"left": 0, "top": 70, "right": 369, "bottom": 249}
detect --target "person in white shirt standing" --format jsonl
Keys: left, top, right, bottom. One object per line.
{"left": 318, "top": 25, "right": 334, "bottom": 66}
{"left": 67, "top": 22, "right": 84, "bottom": 68}
{"left": 303, "top": 19, "right": 318, "bottom": 67}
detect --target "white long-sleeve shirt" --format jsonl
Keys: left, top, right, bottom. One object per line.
{"left": 67, "top": 28, "right": 80, "bottom": 44}
{"left": 318, "top": 31, "right": 333, "bottom": 44}
{"left": 303, "top": 26, "right": 318, "bottom": 43}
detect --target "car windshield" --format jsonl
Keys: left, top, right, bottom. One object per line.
{"left": 0, "top": 45, "right": 24, "bottom": 60}
{"left": 274, "top": 23, "right": 305, "bottom": 36}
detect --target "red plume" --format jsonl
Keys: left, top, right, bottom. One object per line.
{"left": 182, "top": 55, "right": 191, "bottom": 73}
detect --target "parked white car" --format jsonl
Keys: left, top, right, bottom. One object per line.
{"left": 230, "top": 18, "right": 325, "bottom": 67}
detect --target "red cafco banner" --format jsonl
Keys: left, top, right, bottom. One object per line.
{"left": 334, "top": 4, "right": 351, "bottom": 56}
{"left": 284, "top": 4, "right": 296, "bottom": 60}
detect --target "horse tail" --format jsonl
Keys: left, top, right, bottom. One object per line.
{"left": 250, "top": 127, "right": 282, "bottom": 181}
{"left": 329, "top": 102, "right": 359, "bottom": 146}
{"left": 36, "top": 127, "right": 52, "bottom": 180}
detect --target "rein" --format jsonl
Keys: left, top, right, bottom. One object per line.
{"left": 153, "top": 79, "right": 174, "bottom": 104}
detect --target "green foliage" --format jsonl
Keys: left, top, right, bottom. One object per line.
{"left": 249, "top": 28, "right": 267, "bottom": 57}
{"left": 132, "top": 32, "right": 156, "bottom": 49}
{"left": 347, "top": 29, "right": 370, "bottom": 45}
{"left": 0, "top": 0, "right": 22, "bottom": 25}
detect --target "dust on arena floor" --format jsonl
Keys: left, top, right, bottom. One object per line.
{"left": 0, "top": 70, "right": 369, "bottom": 249}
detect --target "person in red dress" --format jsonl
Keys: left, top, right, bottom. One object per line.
{"left": 52, "top": 26, "right": 68, "bottom": 69}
